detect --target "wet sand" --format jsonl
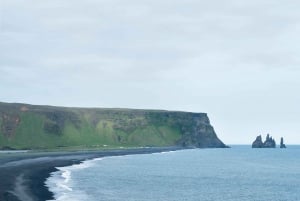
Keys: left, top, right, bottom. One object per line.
{"left": 0, "top": 147, "right": 181, "bottom": 201}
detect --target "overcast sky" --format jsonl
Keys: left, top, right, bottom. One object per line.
{"left": 1, "top": 0, "right": 300, "bottom": 144}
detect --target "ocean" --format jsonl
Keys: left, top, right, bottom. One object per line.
{"left": 45, "top": 146, "right": 300, "bottom": 201}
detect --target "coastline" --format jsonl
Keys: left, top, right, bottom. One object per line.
{"left": 0, "top": 147, "right": 182, "bottom": 201}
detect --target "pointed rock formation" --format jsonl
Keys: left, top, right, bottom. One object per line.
{"left": 280, "top": 137, "right": 286, "bottom": 148}
{"left": 263, "top": 134, "right": 276, "bottom": 148}
{"left": 252, "top": 135, "right": 264, "bottom": 148}
{"left": 252, "top": 134, "right": 276, "bottom": 148}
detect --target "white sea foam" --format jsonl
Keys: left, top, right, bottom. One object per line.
{"left": 45, "top": 158, "right": 103, "bottom": 201}
{"left": 0, "top": 150, "right": 28, "bottom": 154}
{"left": 61, "top": 170, "right": 71, "bottom": 183}
{"left": 153, "top": 150, "right": 178, "bottom": 155}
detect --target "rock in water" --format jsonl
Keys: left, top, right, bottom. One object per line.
{"left": 252, "top": 135, "right": 264, "bottom": 148}
{"left": 263, "top": 134, "right": 276, "bottom": 148}
{"left": 252, "top": 134, "right": 276, "bottom": 148}
{"left": 280, "top": 137, "right": 286, "bottom": 148}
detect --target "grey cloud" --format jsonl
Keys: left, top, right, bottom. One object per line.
{"left": 1, "top": 0, "right": 300, "bottom": 144}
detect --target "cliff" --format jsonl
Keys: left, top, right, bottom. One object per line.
{"left": 0, "top": 102, "right": 227, "bottom": 149}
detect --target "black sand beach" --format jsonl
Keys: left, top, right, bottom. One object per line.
{"left": 0, "top": 147, "right": 180, "bottom": 201}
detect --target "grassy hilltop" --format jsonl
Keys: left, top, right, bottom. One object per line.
{"left": 0, "top": 102, "right": 227, "bottom": 150}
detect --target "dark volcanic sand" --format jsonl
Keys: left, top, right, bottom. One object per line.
{"left": 0, "top": 147, "right": 181, "bottom": 201}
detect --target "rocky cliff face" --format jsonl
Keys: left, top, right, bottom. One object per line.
{"left": 175, "top": 113, "right": 226, "bottom": 148}
{"left": 0, "top": 102, "right": 227, "bottom": 149}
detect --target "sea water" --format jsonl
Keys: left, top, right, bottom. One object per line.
{"left": 45, "top": 146, "right": 300, "bottom": 201}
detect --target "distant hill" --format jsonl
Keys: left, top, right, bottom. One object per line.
{"left": 0, "top": 102, "right": 227, "bottom": 149}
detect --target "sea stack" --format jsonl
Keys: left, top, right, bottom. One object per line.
{"left": 263, "top": 134, "right": 276, "bottom": 148}
{"left": 252, "top": 135, "right": 264, "bottom": 148}
{"left": 280, "top": 137, "right": 286, "bottom": 148}
{"left": 252, "top": 134, "right": 276, "bottom": 148}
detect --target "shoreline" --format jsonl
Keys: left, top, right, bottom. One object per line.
{"left": 0, "top": 147, "right": 182, "bottom": 201}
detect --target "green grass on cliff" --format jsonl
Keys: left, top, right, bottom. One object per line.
{"left": 0, "top": 108, "right": 182, "bottom": 149}
{"left": 0, "top": 102, "right": 225, "bottom": 150}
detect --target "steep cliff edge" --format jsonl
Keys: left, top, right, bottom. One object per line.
{"left": 0, "top": 102, "right": 227, "bottom": 149}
